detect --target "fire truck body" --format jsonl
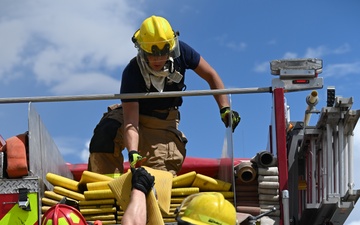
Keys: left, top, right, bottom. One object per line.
{"left": 0, "top": 58, "right": 359, "bottom": 224}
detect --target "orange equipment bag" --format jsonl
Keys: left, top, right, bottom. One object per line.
{"left": 0, "top": 132, "right": 29, "bottom": 178}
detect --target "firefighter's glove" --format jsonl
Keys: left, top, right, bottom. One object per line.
{"left": 220, "top": 107, "right": 241, "bottom": 132}
{"left": 131, "top": 167, "right": 155, "bottom": 195}
{"left": 128, "top": 150, "right": 144, "bottom": 168}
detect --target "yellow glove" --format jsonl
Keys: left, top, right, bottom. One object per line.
{"left": 220, "top": 107, "right": 241, "bottom": 132}
{"left": 128, "top": 150, "right": 146, "bottom": 168}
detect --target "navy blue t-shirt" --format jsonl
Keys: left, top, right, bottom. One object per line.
{"left": 120, "top": 41, "right": 200, "bottom": 113}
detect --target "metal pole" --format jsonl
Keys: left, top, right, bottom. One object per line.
{"left": 303, "top": 90, "right": 319, "bottom": 126}
{"left": 311, "top": 139, "right": 316, "bottom": 204}
{"left": 348, "top": 133, "right": 354, "bottom": 194}
{"left": 344, "top": 130, "right": 349, "bottom": 193}
{"left": 322, "top": 134, "right": 327, "bottom": 201}
{"left": 0, "top": 87, "right": 271, "bottom": 104}
{"left": 338, "top": 119, "right": 345, "bottom": 196}
{"left": 326, "top": 124, "right": 333, "bottom": 195}
{"left": 334, "top": 126, "right": 339, "bottom": 194}
{"left": 282, "top": 190, "right": 290, "bottom": 225}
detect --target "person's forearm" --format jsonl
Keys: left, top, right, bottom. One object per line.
{"left": 214, "top": 94, "right": 230, "bottom": 110}
{"left": 122, "top": 189, "right": 147, "bottom": 225}
{"left": 124, "top": 126, "right": 139, "bottom": 151}
{"left": 194, "top": 57, "right": 230, "bottom": 109}
{"left": 209, "top": 78, "right": 230, "bottom": 109}
{"left": 207, "top": 72, "right": 230, "bottom": 109}
{"left": 122, "top": 102, "right": 140, "bottom": 151}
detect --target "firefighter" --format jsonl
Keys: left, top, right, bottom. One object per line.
{"left": 88, "top": 15, "right": 240, "bottom": 176}
{"left": 176, "top": 192, "right": 237, "bottom": 225}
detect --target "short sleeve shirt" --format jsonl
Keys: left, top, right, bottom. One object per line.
{"left": 120, "top": 41, "right": 200, "bottom": 113}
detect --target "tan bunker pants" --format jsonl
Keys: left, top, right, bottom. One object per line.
{"left": 88, "top": 106, "right": 187, "bottom": 176}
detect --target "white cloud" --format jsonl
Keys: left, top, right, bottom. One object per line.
{"left": 214, "top": 34, "right": 247, "bottom": 52}
{"left": 304, "top": 44, "right": 351, "bottom": 58}
{"left": 347, "top": 222, "right": 360, "bottom": 225}
{"left": 0, "top": 21, "right": 23, "bottom": 76}
{"left": 0, "top": 0, "right": 142, "bottom": 95}
{"left": 304, "top": 46, "right": 328, "bottom": 58}
{"left": 54, "top": 137, "right": 90, "bottom": 163}
{"left": 323, "top": 61, "right": 360, "bottom": 78}
{"left": 254, "top": 62, "right": 269, "bottom": 73}
{"left": 225, "top": 41, "right": 247, "bottom": 51}
{"left": 333, "top": 43, "right": 351, "bottom": 54}
{"left": 50, "top": 72, "right": 120, "bottom": 95}
{"left": 53, "top": 136, "right": 85, "bottom": 162}
{"left": 283, "top": 52, "right": 298, "bottom": 59}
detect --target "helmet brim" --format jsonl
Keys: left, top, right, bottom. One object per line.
{"left": 178, "top": 216, "right": 211, "bottom": 225}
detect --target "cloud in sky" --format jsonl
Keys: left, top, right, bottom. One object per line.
{"left": 253, "top": 61, "right": 268, "bottom": 73}
{"left": 283, "top": 52, "right": 298, "bottom": 59}
{"left": 50, "top": 72, "right": 120, "bottom": 95}
{"left": 347, "top": 222, "right": 360, "bottom": 225}
{"left": 214, "top": 34, "right": 247, "bottom": 52}
{"left": 323, "top": 61, "right": 360, "bottom": 78}
{"left": 304, "top": 44, "right": 351, "bottom": 59}
{"left": 225, "top": 41, "right": 247, "bottom": 52}
{"left": 0, "top": 0, "right": 141, "bottom": 95}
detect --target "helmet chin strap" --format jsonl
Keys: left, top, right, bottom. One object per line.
{"left": 137, "top": 55, "right": 183, "bottom": 92}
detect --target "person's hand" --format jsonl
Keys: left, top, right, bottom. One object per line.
{"left": 131, "top": 167, "right": 155, "bottom": 195}
{"left": 128, "top": 150, "right": 146, "bottom": 168}
{"left": 220, "top": 107, "right": 241, "bottom": 132}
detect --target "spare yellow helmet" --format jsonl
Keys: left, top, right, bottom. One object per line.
{"left": 133, "top": 15, "right": 180, "bottom": 58}
{"left": 176, "top": 192, "right": 237, "bottom": 225}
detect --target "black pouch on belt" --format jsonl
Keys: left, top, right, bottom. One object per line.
{"left": 140, "top": 110, "right": 169, "bottom": 120}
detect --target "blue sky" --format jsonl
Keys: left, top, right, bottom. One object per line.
{"left": 1, "top": 0, "right": 360, "bottom": 224}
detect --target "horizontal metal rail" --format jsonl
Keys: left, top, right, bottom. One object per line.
{"left": 0, "top": 87, "right": 272, "bottom": 104}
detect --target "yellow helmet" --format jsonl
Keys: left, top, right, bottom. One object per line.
{"left": 133, "top": 15, "right": 180, "bottom": 58}
{"left": 176, "top": 192, "right": 237, "bottom": 225}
